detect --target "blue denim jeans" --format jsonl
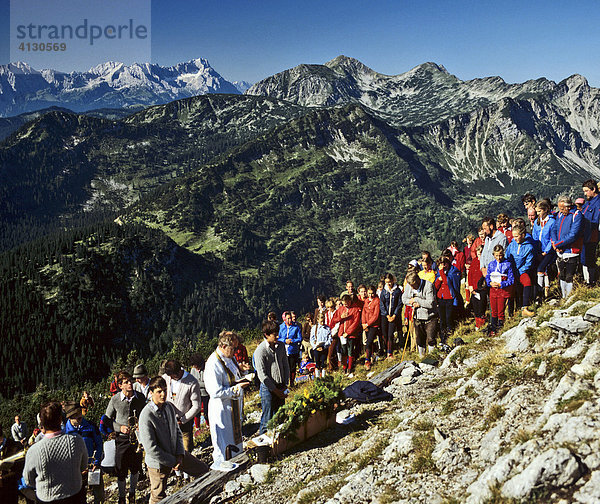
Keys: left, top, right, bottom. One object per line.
{"left": 259, "top": 383, "right": 285, "bottom": 434}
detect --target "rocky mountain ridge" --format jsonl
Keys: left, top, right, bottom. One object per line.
{"left": 0, "top": 58, "right": 241, "bottom": 117}
{"left": 211, "top": 294, "right": 600, "bottom": 504}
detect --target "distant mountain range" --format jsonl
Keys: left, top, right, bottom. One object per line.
{"left": 0, "top": 58, "right": 247, "bottom": 117}
{"left": 3, "top": 55, "right": 600, "bottom": 394}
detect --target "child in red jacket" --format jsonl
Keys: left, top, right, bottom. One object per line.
{"left": 332, "top": 294, "right": 361, "bottom": 373}
{"left": 361, "top": 286, "right": 380, "bottom": 371}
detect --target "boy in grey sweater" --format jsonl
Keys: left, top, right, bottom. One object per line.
{"left": 138, "top": 376, "right": 209, "bottom": 504}
{"left": 254, "top": 320, "right": 290, "bottom": 434}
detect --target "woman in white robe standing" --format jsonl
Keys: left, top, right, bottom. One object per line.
{"left": 204, "top": 331, "right": 249, "bottom": 469}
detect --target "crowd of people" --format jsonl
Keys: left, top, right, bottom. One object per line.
{"left": 2, "top": 180, "right": 599, "bottom": 504}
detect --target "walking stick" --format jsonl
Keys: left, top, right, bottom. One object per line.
{"left": 400, "top": 327, "right": 410, "bottom": 362}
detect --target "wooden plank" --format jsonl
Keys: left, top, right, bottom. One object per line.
{"left": 369, "top": 360, "right": 410, "bottom": 388}
{"left": 160, "top": 452, "right": 250, "bottom": 504}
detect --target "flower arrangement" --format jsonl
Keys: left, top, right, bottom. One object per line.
{"left": 267, "top": 375, "right": 344, "bottom": 439}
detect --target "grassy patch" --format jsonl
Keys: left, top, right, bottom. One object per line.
{"left": 473, "top": 350, "right": 507, "bottom": 379}
{"left": 449, "top": 346, "right": 470, "bottom": 364}
{"left": 547, "top": 355, "right": 575, "bottom": 378}
{"left": 495, "top": 363, "right": 525, "bottom": 386}
{"left": 429, "top": 388, "right": 455, "bottom": 403}
{"left": 297, "top": 478, "right": 345, "bottom": 504}
{"left": 442, "top": 399, "right": 459, "bottom": 416}
{"left": 526, "top": 326, "right": 553, "bottom": 347}
{"left": 484, "top": 404, "right": 505, "bottom": 428}
{"left": 513, "top": 428, "right": 535, "bottom": 445}
{"left": 413, "top": 419, "right": 435, "bottom": 431}
{"left": 411, "top": 429, "right": 437, "bottom": 473}
{"left": 556, "top": 389, "right": 594, "bottom": 413}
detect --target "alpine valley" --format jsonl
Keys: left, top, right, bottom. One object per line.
{"left": 1, "top": 56, "right": 600, "bottom": 394}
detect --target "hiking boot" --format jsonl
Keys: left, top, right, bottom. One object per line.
{"left": 364, "top": 361, "right": 371, "bottom": 371}
{"left": 521, "top": 307, "right": 535, "bottom": 317}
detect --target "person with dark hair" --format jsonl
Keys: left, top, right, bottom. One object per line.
{"left": 379, "top": 273, "right": 402, "bottom": 359}
{"left": 64, "top": 402, "right": 104, "bottom": 504}
{"left": 301, "top": 312, "right": 314, "bottom": 360}
{"left": 581, "top": 179, "right": 600, "bottom": 286}
{"left": 267, "top": 312, "right": 277, "bottom": 323}
{"left": 521, "top": 193, "right": 537, "bottom": 210}
{"left": 310, "top": 312, "right": 332, "bottom": 378}
{"left": 161, "top": 360, "right": 201, "bottom": 461}
{"left": 552, "top": 195, "right": 583, "bottom": 298}
{"left": 447, "top": 240, "right": 466, "bottom": 273}
{"left": 434, "top": 255, "right": 461, "bottom": 345}
{"left": 204, "top": 331, "right": 250, "bottom": 467}
{"left": 255, "top": 320, "right": 290, "bottom": 434}
{"left": 189, "top": 354, "right": 209, "bottom": 429}
{"left": 104, "top": 371, "right": 146, "bottom": 504}
{"left": 403, "top": 271, "right": 438, "bottom": 357}
{"left": 24, "top": 402, "right": 88, "bottom": 504}
{"left": 486, "top": 245, "right": 515, "bottom": 336}
{"left": 278, "top": 311, "right": 302, "bottom": 384}
{"left": 11, "top": 415, "right": 27, "bottom": 448}
{"left": 138, "top": 377, "right": 209, "bottom": 504}
{"left": 506, "top": 223, "right": 536, "bottom": 317}
{"left": 469, "top": 245, "right": 488, "bottom": 330}
{"left": 532, "top": 199, "right": 556, "bottom": 301}
{"left": 480, "top": 217, "right": 508, "bottom": 274}
{"left": 314, "top": 295, "right": 327, "bottom": 323}
{"left": 361, "top": 285, "right": 380, "bottom": 370}
{"left": 328, "top": 294, "right": 362, "bottom": 373}
{"left": 339, "top": 280, "right": 358, "bottom": 304}
{"left": 496, "top": 214, "right": 513, "bottom": 243}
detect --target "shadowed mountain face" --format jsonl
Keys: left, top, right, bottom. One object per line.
{"left": 2, "top": 56, "right": 600, "bottom": 394}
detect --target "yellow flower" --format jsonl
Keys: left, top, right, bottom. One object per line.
{"left": 311, "top": 409, "right": 316, "bottom": 414}
{"left": 304, "top": 389, "right": 310, "bottom": 398}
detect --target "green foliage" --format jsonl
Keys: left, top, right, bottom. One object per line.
{"left": 411, "top": 429, "right": 437, "bottom": 473}
{"left": 267, "top": 375, "right": 344, "bottom": 438}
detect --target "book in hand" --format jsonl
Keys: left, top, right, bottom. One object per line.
{"left": 236, "top": 372, "right": 255, "bottom": 384}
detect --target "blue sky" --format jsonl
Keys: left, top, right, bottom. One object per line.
{"left": 2, "top": 0, "right": 600, "bottom": 86}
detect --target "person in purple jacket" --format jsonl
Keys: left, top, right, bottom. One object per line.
{"left": 581, "top": 179, "right": 600, "bottom": 286}
{"left": 551, "top": 195, "right": 583, "bottom": 298}
{"left": 486, "top": 245, "right": 514, "bottom": 336}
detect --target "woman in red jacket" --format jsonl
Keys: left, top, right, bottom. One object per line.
{"left": 361, "top": 286, "right": 380, "bottom": 371}
{"left": 331, "top": 294, "right": 361, "bottom": 373}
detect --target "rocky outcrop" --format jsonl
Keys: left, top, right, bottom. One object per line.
{"left": 209, "top": 298, "right": 600, "bottom": 504}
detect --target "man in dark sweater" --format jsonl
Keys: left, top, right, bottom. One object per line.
{"left": 105, "top": 371, "right": 146, "bottom": 504}
{"left": 255, "top": 320, "right": 290, "bottom": 434}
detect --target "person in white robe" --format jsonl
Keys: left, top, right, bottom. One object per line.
{"left": 204, "top": 331, "right": 249, "bottom": 469}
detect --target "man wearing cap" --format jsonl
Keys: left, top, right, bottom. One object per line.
{"left": 139, "top": 376, "right": 209, "bottom": 504}
{"left": 64, "top": 402, "right": 104, "bottom": 504}
{"left": 133, "top": 365, "right": 151, "bottom": 401}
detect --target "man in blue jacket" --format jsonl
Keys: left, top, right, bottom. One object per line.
{"left": 64, "top": 402, "right": 104, "bottom": 504}
{"left": 278, "top": 311, "right": 302, "bottom": 384}
{"left": 581, "top": 179, "right": 600, "bottom": 286}
{"left": 551, "top": 195, "right": 583, "bottom": 298}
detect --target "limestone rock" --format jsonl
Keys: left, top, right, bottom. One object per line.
{"left": 583, "top": 302, "right": 600, "bottom": 322}
{"left": 554, "top": 415, "right": 600, "bottom": 444}
{"left": 537, "top": 360, "right": 547, "bottom": 376}
{"left": 502, "top": 318, "right": 535, "bottom": 352}
{"left": 250, "top": 464, "right": 271, "bottom": 484}
{"left": 571, "top": 342, "right": 600, "bottom": 377}
{"left": 478, "top": 424, "right": 503, "bottom": 462}
{"left": 432, "top": 436, "right": 471, "bottom": 473}
{"left": 224, "top": 480, "right": 243, "bottom": 494}
{"left": 501, "top": 448, "right": 581, "bottom": 499}
{"left": 383, "top": 430, "right": 414, "bottom": 461}
{"left": 547, "top": 315, "right": 592, "bottom": 335}
{"left": 574, "top": 471, "right": 600, "bottom": 503}
{"left": 441, "top": 346, "right": 463, "bottom": 369}
{"left": 466, "top": 440, "right": 541, "bottom": 504}
{"left": 400, "top": 362, "right": 422, "bottom": 378}
{"left": 237, "top": 473, "right": 253, "bottom": 486}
